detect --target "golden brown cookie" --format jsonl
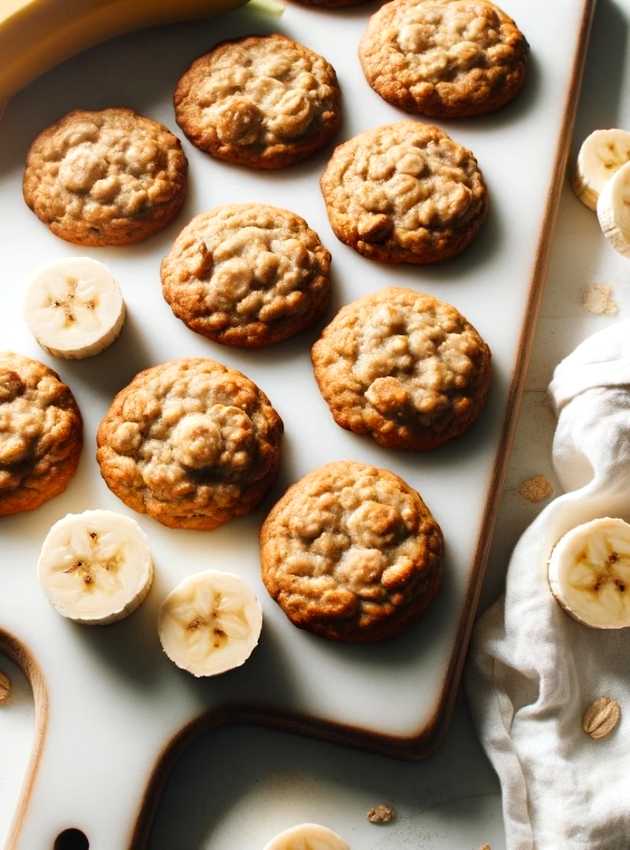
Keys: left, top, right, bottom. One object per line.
{"left": 260, "top": 460, "right": 443, "bottom": 642}
{"left": 161, "top": 204, "right": 332, "bottom": 348}
{"left": 359, "top": 0, "right": 529, "bottom": 118}
{"left": 311, "top": 288, "right": 491, "bottom": 450}
{"left": 321, "top": 122, "right": 487, "bottom": 264}
{"left": 96, "top": 358, "right": 283, "bottom": 530}
{"left": 0, "top": 353, "right": 83, "bottom": 517}
{"left": 174, "top": 34, "right": 342, "bottom": 169}
{"left": 23, "top": 108, "right": 188, "bottom": 246}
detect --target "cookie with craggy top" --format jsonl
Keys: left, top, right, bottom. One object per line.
{"left": 321, "top": 121, "right": 487, "bottom": 264}
{"left": 359, "top": 0, "right": 528, "bottom": 118}
{"left": 260, "top": 460, "right": 443, "bottom": 642}
{"left": 174, "top": 34, "right": 342, "bottom": 169}
{"left": 23, "top": 108, "right": 188, "bottom": 246}
{"left": 97, "top": 359, "right": 283, "bottom": 530}
{"left": 0, "top": 353, "right": 83, "bottom": 516}
{"left": 312, "top": 288, "right": 491, "bottom": 450}
{"left": 161, "top": 204, "right": 332, "bottom": 348}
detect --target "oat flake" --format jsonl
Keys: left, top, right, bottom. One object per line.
{"left": 518, "top": 475, "right": 554, "bottom": 503}
{"left": 582, "top": 284, "right": 618, "bottom": 316}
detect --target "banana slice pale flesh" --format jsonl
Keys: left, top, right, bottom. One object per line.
{"left": 597, "top": 160, "right": 630, "bottom": 257}
{"left": 548, "top": 517, "right": 630, "bottom": 629}
{"left": 158, "top": 570, "right": 263, "bottom": 677}
{"left": 37, "top": 510, "right": 154, "bottom": 625}
{"left": 262, "top": 824, "right": 350, "bottom": 850}
{"left": 24, "top": 257, "right": 126, "bottom": 359}
{"left": 573, "top": 129, "right": 630, "bottom": 211}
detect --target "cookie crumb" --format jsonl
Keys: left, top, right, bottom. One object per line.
{"left": 0, "top": 671, "right": 11, "bottom": 704}
{"left": 582, "top": 284, "right": 618, "bottom": 316}
{"left": 518, "top": 475, "right": 554, "bottom": 503}
{"left": 478, "top": 845, "right": 491, "bottom": 850}
{"left": 368, "top": 804, "right": 395, "bottom": 824}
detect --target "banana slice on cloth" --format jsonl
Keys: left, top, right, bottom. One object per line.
{"left": 262, "top": 824, "right": 350, "bottom": 850}
{"left": 548, "top": 517, "right": 630, "bottom": 629}
{"left": 597, "top": 160, "right": 630, "bottom": 257}
{"left": 24, "top": 257, "right": 125, "bottom": 359}
{"left": 573, "top": 129, "right": 630, "bottom": 210}
{"left": 158, "top": 570, "right": 263, "bottom": 677}
{"left": 37, "top": 510, "right": 153, "bottom": 625}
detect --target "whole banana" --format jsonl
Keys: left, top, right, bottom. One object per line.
{"left": 0, "top": 0, "right": 249, "bottom": 104}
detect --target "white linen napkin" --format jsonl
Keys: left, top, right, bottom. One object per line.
{"left": 467, "top": 321, "right": 630, "bottom": 850}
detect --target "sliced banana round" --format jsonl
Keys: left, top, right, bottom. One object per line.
{"left": 573, "top": 129, "right": 630, "bottom": 211}
{"left": 597, "top": 160, "right": 630, "bottom": 257}
{"left": 548, "top": 517, "right": 630, "bottom": 629}
{"left": 37, "top": 510, "right": 153, "bottom": 625}
{"left": 158, "top": 570, "right": 262, "bottom": 677}
{"left": 262, "top": 824, "right": 350, "bottom": 850}
{"left": 24, "top": 256, "right": 125, "bottom": 359}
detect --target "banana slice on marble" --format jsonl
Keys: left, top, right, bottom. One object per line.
{"left": 158, "top": 570, "right": 263, "bottom": 677}
{"left": 262, "top": 824, "right": 350, "bottom": 850}
{"left": 573, "top": 129, "right": 630, "bottom": 210}
{"left": 37, "top": 510, "right": 153, "bottom": 624}
{"left": 548, "top": 517, "right": 630, "bottom": 629}
{"left": 597, "top": 161, "right": 630, "bottom": 257}
{"left": 24, "top": 256, "right": 125, "bottom": 359}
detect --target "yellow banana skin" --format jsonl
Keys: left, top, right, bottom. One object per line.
{"left": 0, "top": 0, "right": 247, "bottom": 102}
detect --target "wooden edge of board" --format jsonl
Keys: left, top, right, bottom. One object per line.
{"left": 1, "top": 1, "right": 597, "bottom": 845}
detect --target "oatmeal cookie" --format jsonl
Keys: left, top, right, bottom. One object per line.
{"left": 161, "top": 204, "right": 332, "bottom": 348}
{"left": 312, "top": 288, "right": 491, "bottom": 450}
{"left": 97, "top": 358, "right": 283, "bottom": 530}
{"left": 260, "top": 461, "right": 443, "bottom": 641}
{"left": 0, "top": 353, "right": 82, "bottom": 517}
{"left": 359, "top": 0, "right": 529, "bottom": 118}
{"left": 174, "top": 34, "right": 342, "bottom": 169}
{"left": 23, "top": 108, "right": 188, "bottom": 246}
{"left": 320, "top": 121, "right": 487, "bottom": 264}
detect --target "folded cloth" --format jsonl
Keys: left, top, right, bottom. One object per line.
{"left": 467, "top": 322, "right": 630, "bottom": 850}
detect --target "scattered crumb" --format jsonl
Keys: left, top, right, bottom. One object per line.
{"left": 0, "top": 671, "right": 10, "bottom": 704}
{"left": 518, "top": 475, "right": 554, "bottom": 503}
{"left": 478, "top": 845, "right": 491, "bottom": 850}
{"left": 367, "top": 804, "right": 395, "bottom": 824}
{"left": 582, "top": 284, "right": 618, "bottom": 316}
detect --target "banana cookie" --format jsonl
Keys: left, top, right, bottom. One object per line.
{"left": 23, "top": 108, "right": 188, "bottom": 246}
{"left": 359, "top": 0, "right": 528, "bottom": 118}
{"left": 174, "top": 34, "right": 342, "bottom": 169}
{"left": 0, "top": 353, "right": 83, "bottom": 517}
{"left": 311, "top": 288, "right": 491, "bottom": 450}
{"left": 320, "top": 121, "right": 487, "bottom": 264}
{"left": 161, "top": 204, "right": 331, "bottom": 348}
{"left": 97, "top": 359, "right": 283, "bottom": 530}
{"left": 260, "top": 461, "right": 443, "bottom": 642}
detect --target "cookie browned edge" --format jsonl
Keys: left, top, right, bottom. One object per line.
{"left": 96, "top": 360, "right": 283, "bottom": 530}
{"left": 0, "top": 363, "right": 83, "bottom": 518}
{"left": 161, "top": 206, "right": 332, "bottom": 349}
{"left": 259, "top": 462, "right": 444, "bottom": 642}
{"left": 358, "top": 0, "right": 529, "bottom": 119}
{"left": 173, "top": 34, "right": 343, "bottom": 170}
{"left": 22, "top": 108, "right": 188, "bottom": 247}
